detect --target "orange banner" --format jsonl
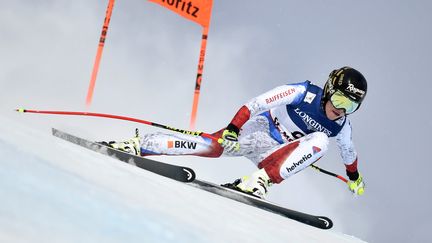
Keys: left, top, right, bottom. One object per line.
{"left": 148, "top": 0, "right": 213, "bottom": 27}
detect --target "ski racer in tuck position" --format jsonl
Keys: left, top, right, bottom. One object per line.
{"left": 107, "top": 66, "right": 367, "bottom": 199}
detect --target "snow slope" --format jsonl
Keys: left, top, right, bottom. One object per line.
{"left": 0, "top": 116, "right": 365, "bottom": 243}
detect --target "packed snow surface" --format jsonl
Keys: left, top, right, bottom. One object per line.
{"left": 0, "top": 116, "right": 366, "bottom": 243}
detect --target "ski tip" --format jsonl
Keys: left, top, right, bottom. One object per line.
{"left": 317, "top": 216, "right": 333, "bottom": 229}
{"left": 16, "top": 108, "right": 26, "bottom": 113}
{"left": 183, "top": 168, "right": 196, "bottom": 182}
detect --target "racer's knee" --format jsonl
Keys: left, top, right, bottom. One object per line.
{"left": 306, "top": 132, "right": 329, "bottom": 156}
{"left": 258, "top": 132, "right": 329, "bottom": 183}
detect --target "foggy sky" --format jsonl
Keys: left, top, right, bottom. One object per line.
{"left": 1, "top": 0, "right": 431, "bottom": 242}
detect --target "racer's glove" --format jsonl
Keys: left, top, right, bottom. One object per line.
{"left": 347, "top": 170, "right": 365, "bottom": 196}
{"left": 217, "top": 124, "right": 240, "bottom": 153}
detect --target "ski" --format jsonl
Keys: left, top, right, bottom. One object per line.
{"left": 52, "top": 128, "right": 195, "bottom": 182}
{"left": 52, "top": 128, "right": 332, "bottom": 229}
{"left": 190, "top": 180, "right": 333, "bottom": 230}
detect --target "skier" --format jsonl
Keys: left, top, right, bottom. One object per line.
{"left": 107, "top": 66, "right": 367, "bottom": 199}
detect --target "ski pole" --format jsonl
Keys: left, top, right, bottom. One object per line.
{"left": 310, "top": 164, "right": 348, "bottom": 183}
{"left": 15, "top": 108, "right": 219, "bottom": 140}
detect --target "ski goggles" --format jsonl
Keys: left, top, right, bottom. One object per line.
{"left": 330, "top": 90, "right": 359, "bottom": 114}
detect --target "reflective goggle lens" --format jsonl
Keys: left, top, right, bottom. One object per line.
{"left": 330, "top": 91, "right": 359, "bottom": 114}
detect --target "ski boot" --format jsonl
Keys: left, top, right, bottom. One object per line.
{"left": 222, "top": 168, "right": 273, "bottom": 199}
{"left": 99, "top": 128, "right": 142, "bottom": 156}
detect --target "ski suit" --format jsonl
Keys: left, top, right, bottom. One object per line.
{"left": 139, "top": 81, "right": 358, "bottom": 184}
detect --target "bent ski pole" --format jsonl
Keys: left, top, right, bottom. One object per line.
{"left": 310, "top": 164, "right": 348, "bottom": 183}
{"left": 16, "top": 108, "right": 219, "bottom": 140}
